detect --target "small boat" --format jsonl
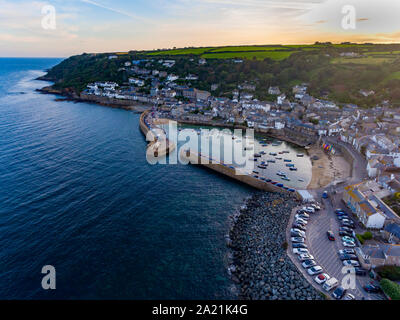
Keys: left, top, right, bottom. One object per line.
{"left": 269, "top": 152, "right": 277, "bottom": 156}
{"left": 282, "top": 150, "right": 290, "bottom": 153}
{"left": 286, "top": 164, "right": 295, "bottom": 167}
{"left": 254, "top": 153, "right": 261, "bottom": 157}
{"left": 279, "top": 151, "right": 284, "bottom": 154}
{"left": 252, "top": 170, "right": 259, "bottom": 174}
{"left": 297, "top": 153, "right": 304, "bottom": 157}
{"left": 289, "top": 167, "right": 298, "bottom": 171}
{"left": 258, "top": 165, "right": 267, "bottom": 169}
{"left": 284, "top": 159, "right": 292, "bottom": 162}
{"left": 298, "top": 178, "right": 305, "bottom": 182}
{"left": 260, "top": 151, "right": 266, "bottom": 155}
{"left": 282, "top": 177, "right": 290, "bottom": 181}
{"left": 276, "top": 183, "right": 284, "bottom": 187}
{"left": 232, "top": 136, "right": 236, "bottom": 140}
{"left": 253, "top": 158, "right": 258, "bottom": 161}
{"left": 275, "top": 157, "right": 282, "bottom": 160}
{"left": 277, "top": 171, "right": 286, "bottom": 176}
{"left": 244, "top": 146, "right": 253, "bottom": 151}
{"left": 267, "top": 159, "right": 276, "bottom": 163}
{"left": 261, "top": 161, "right": 266, "bottom": 165}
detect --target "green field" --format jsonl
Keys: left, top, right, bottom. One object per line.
{"left": 331, "top": 56, "right": 395, "bottom": 65}
{"left": 201, "top": 51, "right": 295, "bottom": 61}
{"left": 147, "top": 47, "right": 213, "bottom": 56}
{"left": 207, "top": 46, "right": 286, "bottom": 52}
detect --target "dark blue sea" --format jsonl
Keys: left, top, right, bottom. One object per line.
{"left": 0, "top": 58, "right": 254, "bottom": 299}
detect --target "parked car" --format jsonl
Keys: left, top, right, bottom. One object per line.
{"left": 337, "top": 215, "right": 350, "bottom": 220}
{"left": 343, "top": 241, "right": 356, "bottom": 247}
{"left": 363, "top": 284, "right": 382, "bottom": 293}
{"left": 298, "top": 253, "right": 314, "bottom": 261}
{"left": 307, "top": 266, "right": 323, "bottom": 275}
{"left": 291, "top": 231, "right": 305, "bottom": 238}
{"left": 293, "top": 248, "right": 309, "bottom": 254}
{"left": 341, "top": 222, "right": 355, "bottom": 229}
{"left": 340, "top": 226, "right": 353, "bottom": 233}
{"left": 339, "top": 254, "right": 358, "bottom": 261}
{"left": 322, "top": 278, "right": 338, "bottom": 292}
{"left": 339, "top": 249, "right": 355, "bottom": 255}
{"left": 335, "top": 208, "right": 345, "bottom": 214}
{"left": 343, "top": 293, "right": 355, "bottom": 300}
{"left": 295, "top": 218, "right": 308, "bottom": 225}
{"left": 343, "top": 260, "right": 360, "bottom": 267}
{"left": 302, "top": 260, "right": 316, "bottom": 269}
{"left": 292, "top": 243, "right": 307, "bottom": 249}
{"left": 322, "top": 191, "right": 328, "bottom": 199}
{"left": 295, "top": 213, "right": 309, "bottom": 219}
{"left": 341, "top": 218, "right": 355, "bottom": 225}
{"left": 354, "top": 267, "right": 367, "bottom": 276}
{"left": 310, "top": 204, "right": 321, "bottom": 210}
{"left": 342, "top": 236, "right": 355, "bottom": 243}
{"left": 292, "top": 223, "right": 306, "bottom": 231}
{"left": 332, "top": 287, "right": 346, "bottom": 300}
{"left": 327, "top": 231, "right": 335, "bottom": 241}
{"left": 291, "top": 237, "right": 305, "bottom": 243}
{"left": 314, "top": 273, "right": 330, "bottom": 285}
{"left": 296, "top": 211, "right": 310, "bottom": 218}
{"left": 291, "top": 228, "right": 305, "bottom": 234}
{"left": 339, "top": 230, "right": 353, "bottom": 237}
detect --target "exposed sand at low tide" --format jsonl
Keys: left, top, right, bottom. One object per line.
{"left": 307, "top": 144, "right": 351, "bottom": 189}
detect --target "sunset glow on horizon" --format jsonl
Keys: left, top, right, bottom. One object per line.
{"left": 1, "top": 0, "right": 400, "bottom": 57}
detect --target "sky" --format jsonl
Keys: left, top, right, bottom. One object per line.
{"left": 1, "top": 0, "right": 400, "bottom": 57}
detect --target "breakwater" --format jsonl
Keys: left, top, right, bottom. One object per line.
{"left": 227, "top": 192, "right": 323, "bottom": 300}
{"left": 139, "top": 111, "right": 176, "bottom": 158}
{"left": 180, "top": 149, "right": 296, "bottom": 194}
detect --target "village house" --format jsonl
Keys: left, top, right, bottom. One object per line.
{"left": 343, "top": 183, "right": 387, "bottom": 229}
{"left": 268, "top": 86, "right": 281, "bottom": 95}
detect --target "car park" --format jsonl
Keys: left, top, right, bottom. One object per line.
{"left": 307, "top": 266, "right": 323, "bottom": 275}
{"left": 327, "top": 231, "right": 335, "bottom": 241}
{"left": 291, "top": 237, "right": 305, "bottom": 243}
{"left": 343, "top": 260, "right": 360, "bottom": 267}
{"left": 292, "top": 243, "right": 307, "bottom": 249}
{"left": 298, "top": 253, "right": 314, "bottom": 261}
{"left": 343, "top": 241, "right": 356, "bottom": 247}
{"left": 332, "top": 286, "right": 346, "bottom": 300}
{"left": 363, "top": 284, "right": 382, "bottom": 293}
{"left": 302, "top": 260, "right": 316, "bottom": 268}
{"left": 293, "top": 248, "right": 309, "bottom": 254}
{"left": 314, "top": 273, "right": 330, "bottom": 285}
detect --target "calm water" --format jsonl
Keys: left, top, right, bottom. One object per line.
{"left": 0, "top": 58, "right": 254, "bottom": 299}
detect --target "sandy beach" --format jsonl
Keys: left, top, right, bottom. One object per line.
{"left": 307, "top": 143, "right": 351, "bottom": 189}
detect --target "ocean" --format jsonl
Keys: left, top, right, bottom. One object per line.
{"left": 0, "top": 58, "right": 255, "bottom": 299}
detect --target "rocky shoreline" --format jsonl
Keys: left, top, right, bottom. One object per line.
{"left": 227, "top": 192, "right": 323, "bottom": 300}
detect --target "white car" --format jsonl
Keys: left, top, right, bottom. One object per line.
{"left": 298, "top": 253, "right": 314, "bottom": 261}
{"left": 291, "top": 237, "right": 305, "bottom": 243}
{"left": 307, "top": 266, "right": 323, "bottom": 275}
{"left": 293, "top": 248, "right": 309, "bottom": 255}
{"left": 343, "top": 241, "right": 356, "bottom": 248}
{"left": 291, "top": 228, "right": 305, "bottom": 235}
{"left": 295, "top": 218, "right": 308, "bottom": 225}
{"left": 314, "top": 273, "right": 330, "bottom": 285}
{"left": 295, "top": 214, "right": 309, "bottom": 221}
{"left": 343, "top": 260, "right": 360, "bottom": 267}
{"left": 343, "top": 293, "right": 355, "bottom": 300}
{"left": 302, "top": 260, "right": 316, "bottom": 269}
